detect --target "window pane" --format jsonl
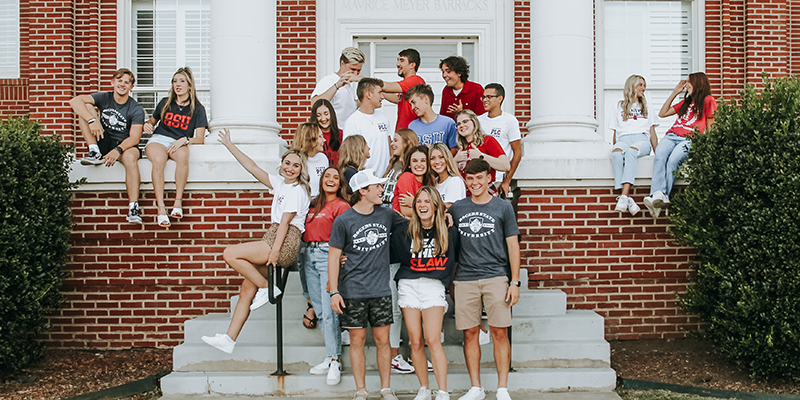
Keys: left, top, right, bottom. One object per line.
{"left": 0, "top": 0, "right": 20, "bottom": 78}
{"left": 375, "top": 43, "right": 458, "bottom": 69}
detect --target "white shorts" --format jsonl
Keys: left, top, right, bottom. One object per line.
{"left": 397, "top": 278, "right": 448, "bottom": 311}
{"left": 146, "top": 133, "right": 178, "bottom": 149}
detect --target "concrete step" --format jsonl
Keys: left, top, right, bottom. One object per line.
{"left": 174, "top": 339, "right": 610, "bottom": 372}
{"left": 160, "top": 366, "right": 618, "bottom": 396}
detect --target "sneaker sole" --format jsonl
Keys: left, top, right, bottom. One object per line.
{"left": 127, "top": 217, "right": 143, "bottom": 224}
{"left": 81, "top": 159, "right": 103, "bottom": 166}
{"left": 201, "top": 338, "right": 234, "bottom": 354}
{"left": 391, "top": 367, "right": 415, "bottom": 374}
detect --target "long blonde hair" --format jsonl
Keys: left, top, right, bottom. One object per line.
{"left": 408, "top": 186, "right": 449, "bottom": 256}
{"left": 279, "top": 148, "right": 311, "bottom": 198}
{"left": 385, "top": 128, "right": 419, "bottom": 177}
{"left": 455, "top": 109, "right": 484, "bottom": 149}
{"left": 161, "top": 66, "right": 200, "bottom": 120}
{"left": 292, "top": 122, "right": 321, "bottom": 156}
{"left": 620, "top": 74, "right": 648, "bottom": 122}
{"left": 337, "top": 135, "right": 368, "bottom": 170}
{"left": 429, "top": 142, "right": 460, "bottom": 182}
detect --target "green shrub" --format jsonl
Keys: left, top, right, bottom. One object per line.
{"left": 0, "top": 116, "right": 76, "bottom": 372}
{"left": 671, "top": 74, "right": 800, "bottom": 381}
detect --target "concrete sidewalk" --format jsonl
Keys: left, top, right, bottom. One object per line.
{"left": 160, "top": 391, "right": 623, "bottom": 400}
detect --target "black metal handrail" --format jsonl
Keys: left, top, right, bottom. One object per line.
{"left": 267, "top": 263, "right": 292, "bottom": 376}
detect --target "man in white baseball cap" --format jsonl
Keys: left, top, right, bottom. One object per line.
{"left": 328, "top": 169, "right": 406, "bottom": 400}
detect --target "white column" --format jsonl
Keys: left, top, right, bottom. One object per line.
{"left": 518, "top": 0, "right": 613, "bottom": 186}
{"left": 208, "top": 0, "right": 283, "bottom": 147}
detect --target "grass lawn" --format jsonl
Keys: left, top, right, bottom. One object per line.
{"left": 617, "top": 389, "right": 734, "bottom": 400}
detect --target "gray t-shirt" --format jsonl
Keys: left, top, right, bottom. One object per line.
{"left": 329, "top": 206, "right": 407, "bottom": 299}
{"left": 449, "top": 196, "right": 519, "bottom": 281}
{"left": 90, "top": 92, "right": 145, "bottom": 142}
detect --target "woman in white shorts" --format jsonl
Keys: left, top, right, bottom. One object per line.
{"left": 390, "top": 186, "right": 458, "bottom": 400}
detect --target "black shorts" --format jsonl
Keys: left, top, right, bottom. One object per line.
{"left": 340, "top": 295, "right": 393, "bottom": 329}
{"left": 98, "top": 135, "right": 142, "bottom": 159}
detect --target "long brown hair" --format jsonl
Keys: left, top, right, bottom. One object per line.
{"left": 620, "top": 74, "right": 648, "bottom": 121}
{"left": 310, "top": 99, "right": 341, "bottom": 151}
{"left": 308, "top": 166, "right": 349, "bottom": 220}
{"left": 292, "top": 122, "right": 321, "bottom": 156}
{"left": 403, "top": 145, "right": 436, "bottom": 187}
{"left": 161, "top": 66, "right": 200, "bottom": 120}
{"left": 407, "top": 186, "right": 449, "bottom": 255}
{"left": 455, "top": 109, "right": 484, "bottom": 149}
{"left": 385, "top": 128, "right": 419, "bottom": 177}
{"left": 337, "top": 135, "right": 368, "bottom": 170}
{"left": 679, "top": 72, "right": 712, "bottom": 119}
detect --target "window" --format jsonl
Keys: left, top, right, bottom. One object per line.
{"left": 602, "top": 1, "right": 698, "bottom": 142}
{"left": 356, "top": 37, "right": 478, "bottom": 132}
{"left": 130, "top": 0, "right": 211, "bottom": 119}
{"left": 0, "top": 0, "right": 19, "bottom": 79}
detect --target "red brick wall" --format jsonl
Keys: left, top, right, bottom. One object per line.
{"left": 514, "top": 0, "right": 531, "bottom": 128}
{"left": 277, "top": 0, "right": 317, "bottom": 142}
{"left": 522, "top": 187, "right": 702, "bottom": 339}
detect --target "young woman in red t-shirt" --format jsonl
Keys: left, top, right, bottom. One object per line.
{"left": 453, "top": 109, "right": 510, "bottom": 196}
{"left": 310, "top": 99, "right": 343, "bottom": 167}
{"left": 393, "top": 145, "right": 436, "bottom": 218}
{"left": 644, "top": 72, "right": 717, "bottom": 217}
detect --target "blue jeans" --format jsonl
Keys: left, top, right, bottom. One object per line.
{"left": 611, "top": 133, "right": 652, "bottom": 190}
{"left": 389, "top": 262, "right": 402, "bottom": 348}
{"left": 651, "top": 132, "right": 690, "bottom": 196}
{"left": 304, "top": 246, "right": 341, "bottom": 359}
{"left": 298, "top": 242, "right": 309, "bottom": 299}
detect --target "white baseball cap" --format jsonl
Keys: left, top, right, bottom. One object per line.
{"left": 349, "top": 169, "right": 388, "bottom": 191}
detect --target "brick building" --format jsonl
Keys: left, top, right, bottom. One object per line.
{"left": 0, "top": 0, "right": 795, "bottom": 349}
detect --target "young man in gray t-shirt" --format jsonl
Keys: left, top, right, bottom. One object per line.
{"left": 328, "top": 169, "right": 406, "bottom": 400}
{"left": 448, "top": 158, "right": 521, "bottom": 400}
{"left": 69, "top": 68, "right": 145, "bottom": 224}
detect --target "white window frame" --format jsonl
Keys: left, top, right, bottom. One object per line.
{"left": 0, "top": 0, "right": 20, "bottom": 79}
{"left": 596, "top": 0, "right": 705, "bottom": 143}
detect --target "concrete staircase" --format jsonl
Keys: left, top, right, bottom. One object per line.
{"left": 161, "top": 271, "right": 616, "bottom": 397}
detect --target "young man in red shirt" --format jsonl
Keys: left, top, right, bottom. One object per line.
{"left": 439, "top": 56, "right": 485, "bottom": 120}
{"left": 382, "top": 48, "right": 425, "bottom": 130}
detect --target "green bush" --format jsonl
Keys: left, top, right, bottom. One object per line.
{"left": 0, "top": 116, "right": 76, "bottom": 371}
{"left": 671, "top": 75, "right": 800, "bottom": 381}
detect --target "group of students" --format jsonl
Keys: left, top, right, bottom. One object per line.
{"left": 69, "top": 47, "right": 718, "bottom": 400}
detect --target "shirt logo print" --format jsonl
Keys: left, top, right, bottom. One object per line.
{"left": 352, "top": 222, "right": 388, "bottom": 251}
{"left": 458, "top": 212, "right": 496, "bottom": 238}
{"left": 101, "top": 109, "right": 128, "bottom": 133}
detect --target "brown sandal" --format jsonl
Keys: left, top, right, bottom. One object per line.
{"left": 303, "top": 303, "right": 318, "bottom": 329}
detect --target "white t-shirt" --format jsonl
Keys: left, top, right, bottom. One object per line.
{"left": 268, "top": 173, "right": 310, "bottom": 232}
{"left": 311, "top": 72, "right": 358, "bottom": 130}
{"left": 479, "top": 111, "right": 522, "bottom": 182}
{"left": 608, "top": 102, "right": 659, "bottom": 137}
{"left": 343, "top": 109, "right": 392, "bottom": 175}
{"left": 306, "top": 152, "right": 330, "bottom": 199}
{"left": 437, "top": 175, "right": 466, "bottom": 204}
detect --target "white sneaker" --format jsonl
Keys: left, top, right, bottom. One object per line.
{"left": 326, "top": 359, "right": 341, "bottom": 385}
{"left": 250, "top": 286, "right": 281, "bottom": 311}
{"left": 390, "top": 354, "right": 414, "bottom": 373}
{"left": 643, "top": 195, "right": 660, "bottom": 217}
{"left": 413, "top": 386, "right": 431, "bottom": 400}
{"left": 615, "top": 195, "right": 629, "bottom": 212}
{"left": 310, "top": 357, "right": 331, "bottom": 375}
{"left": 409, "top": 357, "right": 434, "bottom": 372}
{"left": 495, "top": 388, "right": 512, "bottom": 400}
{"left": 201, "top": 333, "right": 235, "bottom": 354}
{"left": 435, "top": 390, "right": 451, "bottom": 400}
{"left": 341, "top": 330, "right": 350, "bottom": 345}
{"left": 651, "top": 190, "right": 669, "bottom": 208}
{"left": 80, "top": 150, "right": 103, "bottom": 165}
{"left": 458, "top": 387, "right": 485, "bottom": 400}
{"left": 626, "top": 197, "right": 641, "bottom": 216}
{"left": 381, "top": 388, "right": 399, "bottom": 400}
{"left": 479, "top": 329, "right": 491, "bottom": 345}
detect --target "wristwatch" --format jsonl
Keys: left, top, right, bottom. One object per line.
{"left": 114, "top": 146, "right": 124, "bottom": 155}
{"left": 510, "top": 281, "right": 521, "bottom": 287}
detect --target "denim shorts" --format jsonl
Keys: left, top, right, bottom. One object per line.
{"left": 397, "top": 278, "right": 448, "bottom": 311}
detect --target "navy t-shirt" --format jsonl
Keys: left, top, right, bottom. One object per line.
{"left": 391, "top": 220, "right": 459, "bottom": 288}
{"left": 152, "top": 98, "right": 209, "bottom": 140}
{"left": 90, "top": 92, "right": 145, "bottom": 142}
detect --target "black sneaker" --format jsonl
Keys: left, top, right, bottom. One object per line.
{"left": 80, "top": 150, "right": 103, "bottom": 165}
{"left": 127, "top": 204, "right": 143, "bottom": 224}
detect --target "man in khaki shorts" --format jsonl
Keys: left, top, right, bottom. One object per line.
{"left": 448, "top": 159, "right": 521, "bottom": 400}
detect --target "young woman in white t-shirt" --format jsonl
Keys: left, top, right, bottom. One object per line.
{"left": 429, "top": 142, "right": 466, "bottom": 209}
{"left": 292, "top": 122, "right": 330, "bottom": 329}
{"left": 609, "top": 74, "right": 659, "bottom": 216}
{"left": 201, "top": 129, "right": 311, "bottom": 354}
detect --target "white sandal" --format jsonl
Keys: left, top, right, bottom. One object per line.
{"left": 170, "top": 207, "right": 183, "bottom": 219}
{"left": 157, "top": 214, "right": 171, "bottom": 228}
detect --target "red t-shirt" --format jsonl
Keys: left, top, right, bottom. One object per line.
{"left": 303, "top": 197, "right": 350, "bottom": 242}
{"left": 440, "top": 80, "right": 486, "bottom": 120}
{"left": 322, "top": 129, "right": 342, "bottom": 167}
{"left": 392, "top": 171, "right": 423, "bottom": 211}
{"left": 668, "top": 96, "right": 717, "bottom": 137}
{"left": 397, "top": 75, "right": 426, "bottom": 130}
{"left": 457, "top": 135, "right": 506, "bottom": 182}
